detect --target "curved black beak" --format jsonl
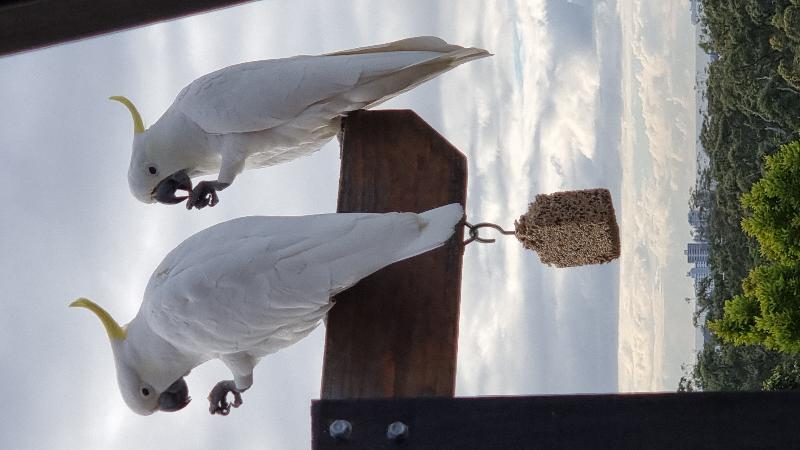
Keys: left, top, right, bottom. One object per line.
{"left": 158, "top": 377, "right": 191, "bottom": 412}
{"left": 153, "top": 170, "right": 193, "bottom": 205}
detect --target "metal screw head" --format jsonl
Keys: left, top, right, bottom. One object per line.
{"left": 329, "top": 419, "right": 352, "bottom": 441}
{"left": 386, "top": 421, "right": 409, "bottom": 442}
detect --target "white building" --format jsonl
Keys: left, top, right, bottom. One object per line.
{"left": 686, "top": 210, "right": 712, "bottom": 350}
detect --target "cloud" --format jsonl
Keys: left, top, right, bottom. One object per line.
{"left": 447, "top": 0, "right": 622, "bottom": 397}
{"left": 537, "top": 52, "right": 600, "bottom": 190}
{"left": 617, "top": 0, "right": 697, "bottom": 391}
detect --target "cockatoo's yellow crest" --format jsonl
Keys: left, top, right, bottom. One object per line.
{"left": 70, "top": 298, "right": 127, "bottom": 340}
{"left": 109, "top": 96, "right": 145, "bottom": 134}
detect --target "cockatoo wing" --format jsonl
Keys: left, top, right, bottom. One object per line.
{"left": 170, "top": 36, "right": 489, "bottom": 134}
{"left": 140, "top": 204, "right": 463, "bottom": 356}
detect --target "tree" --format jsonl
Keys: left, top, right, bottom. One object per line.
{"left": 741, "top": 141, "right": 800, "bottom": 262}
{"left": 691, "top": 339, "right": 784, "bottom": 390}
{"left": 678, "top": 363, "right": 698, "bottom": 392}
{"left": 763, "top": 359, "right": 800, "bottom": 390}
{"left": 710, "top": 262, "right": 800, "bottom": 352}
{"left": 689, "top": 0, "right": 800, "bottom": 390}
{"left": 709, "top": 139, "right": 800, "bottom": 353}
{"left": 709, "top": 292, "right": 765, "bottom": 346}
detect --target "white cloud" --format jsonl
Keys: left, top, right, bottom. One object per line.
{"left": 448, "top": 0, "right": 622, "bottom": 397}
{"left": 617, "top": 0, "right": 697, "bottom": 391}
{"left": 538, "top": 53, "right": 600, "bottom": 190}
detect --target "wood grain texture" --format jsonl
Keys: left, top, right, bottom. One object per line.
{"left": 321, "top": 109, "right": 467, "bottom": 400}
{"left": 0, "top": 0, "right": 254, "bottom": 56}
{"left": 313, "top": 392, "right": 800, "bottom": 449}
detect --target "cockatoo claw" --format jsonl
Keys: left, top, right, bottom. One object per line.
{"left": 207, "top": 380, "right": 243, "bottom": 416}
{"left": 187, "top": 181, "right": 228, "bottom": 210}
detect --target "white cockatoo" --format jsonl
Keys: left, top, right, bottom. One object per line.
{"left": 71, "top": 203, "right": 463, "bottom": 415}
{"left": 111, "top": 36, "right": 489, "bottom": 209}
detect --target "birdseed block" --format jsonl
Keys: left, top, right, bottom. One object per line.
{"left": 514, "top": 188, "right": 620, "bottom": 267}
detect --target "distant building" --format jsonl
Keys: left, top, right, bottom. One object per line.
{"left": 688, "top": 210, "right": 704, "bottom": 233}
{"left": 685, "top": 242, "right": 709, "bottom": 263}
{"left": 685, "top": 242, "right": 711, "bottom": 291}
{"left": 688, "top": 265, "right": 710, "bottom": 280}
{"left": 690, "top": 0, "right": 700, "bottom": 24}
{"left": 686, "top": 208, "right": 713, "bottom": 350}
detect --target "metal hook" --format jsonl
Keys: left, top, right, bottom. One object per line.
{"left": 464, "top": 222, "right": 516, "bottom": 245}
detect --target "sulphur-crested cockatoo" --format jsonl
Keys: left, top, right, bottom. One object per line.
{"left": 111, "top": 36, "right": 489, "bottom": 209}
{"left": 71, "top": 203, "right": 463, "bottom": 415}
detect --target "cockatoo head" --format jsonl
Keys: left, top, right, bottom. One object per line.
{"left": 110, "top": 96, "right": 193, "bottom": 205}
{"left": 70, "top": 298, "right": 191, "bottom": 415}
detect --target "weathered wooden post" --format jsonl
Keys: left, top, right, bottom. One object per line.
{"left": 320, "top": 109, "right": 467, "bottom": 400}
{"left": 311, "top": 110, "right": 800, "bottom": 450}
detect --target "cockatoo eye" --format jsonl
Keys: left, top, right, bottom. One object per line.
{"left": 147, "top": 166, "right": 158, "bottom": 175}
{"left": 141, "top": 387, "right": 151, "bottom": 397}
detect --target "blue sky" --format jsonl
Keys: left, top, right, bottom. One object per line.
{"left": 0, "top": 0, "right": 696, "bottom": 447}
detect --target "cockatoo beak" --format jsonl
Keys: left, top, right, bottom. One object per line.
{"left": 153, "top": 170, "right": 193, "bottom": 205}
{"left": 158, "top": 377, "right": 191, "bottom": 412}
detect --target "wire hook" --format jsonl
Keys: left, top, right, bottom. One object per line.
{"left": 464, "top": 222, "right": 516, "bottom": 245}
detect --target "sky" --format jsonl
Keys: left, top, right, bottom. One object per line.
{"left": 0, "top": 0, "right": 697, "bottom": 448}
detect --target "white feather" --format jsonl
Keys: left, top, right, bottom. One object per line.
{"left": 123, "top": 37, "right": 490, "bottom": 203}
{"left": 138, "top": 204, "right": 463, "bottom": 359}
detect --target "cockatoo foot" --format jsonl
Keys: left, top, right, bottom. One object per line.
{"left": 187, "top": 181, "right": 229, "bottom": 210}
{"left": 207, "top": 380, "right": 243, "bottom": 416}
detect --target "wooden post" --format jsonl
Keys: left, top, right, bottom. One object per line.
{"left": 320, "top": 109, "right": 467, "bottom": 399}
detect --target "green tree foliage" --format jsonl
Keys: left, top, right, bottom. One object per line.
{"left": 684, "top": 0, "right": 800, "bottom": 391}
{"left": 709, "top": 141, "right": 800, "bottom": 353}
{"left": 710, "top": 262, "right": 800, "bottom": 353}
{"left": 710, "top": 293, "right": 764, "bottom": 346}
{"left": 774, "top": 5, "right": 800, "bottom": 90}
{"left": 694, "top": 277, "right": 717, "bottom": 326}
{"left": 701, "top": 0, "right": 800, "bottom": 132}
{"left": 690, "top": 340, "right": 783, "bottom": 391}
{"left": 763, "top": 359, "right": 800, "bottom": 390}
{"left": 741, "top": 141, "right": 800, "bottom": 262}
